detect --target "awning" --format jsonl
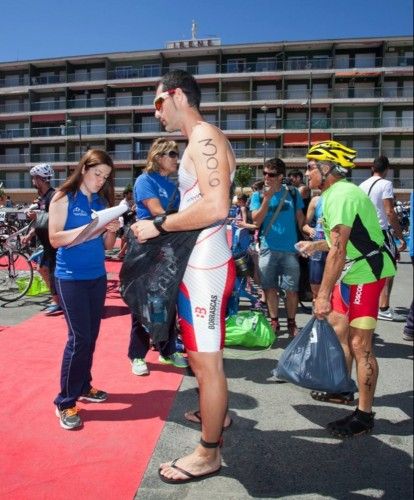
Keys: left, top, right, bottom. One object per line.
{"left": 283, "top": 132, "right": 330, "bottom": 145}
{"left": 335, "top": 71, "right": 381, "bottom": 77}
{"left": 31, "top": 113, "right": 65, "bottom": 123}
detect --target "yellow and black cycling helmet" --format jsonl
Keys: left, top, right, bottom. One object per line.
{"left": 306, "top": 140, "right": 357, "bottom": 168}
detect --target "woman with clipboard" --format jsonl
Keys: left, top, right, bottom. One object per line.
{"left": 49, "top": 149, "right": 119, "bottom": 430}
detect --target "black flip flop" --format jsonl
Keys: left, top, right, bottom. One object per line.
{"left": 158, "top": 459, "right": 221, "bottom": 484}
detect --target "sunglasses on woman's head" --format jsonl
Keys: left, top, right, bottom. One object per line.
{"left": 153, "top": 88, "right": 176, "bottom": 111}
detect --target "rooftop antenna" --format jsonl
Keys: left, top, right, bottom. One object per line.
{"left": 191, "top": 20, "right": 197, "bottom": 40}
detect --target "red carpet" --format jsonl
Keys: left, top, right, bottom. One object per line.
{"left": 0, "top": 260, "right": 184, "bottom": 499}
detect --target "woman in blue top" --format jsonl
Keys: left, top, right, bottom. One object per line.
{"left": 128, "top": 138, "right": 188, "bottom": 376}
{"left": 49, "top": 149, "right": 119, "bottom": 430}
{"left": 302, "top": 195, "right": 328, "bottom": 301}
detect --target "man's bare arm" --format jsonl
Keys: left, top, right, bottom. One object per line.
{"left": 318, "top": 224, "right": 350, "bottom": 300}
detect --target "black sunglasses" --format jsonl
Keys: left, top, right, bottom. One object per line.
{"left": 263, "top": 171, "right": 277, "bottom": 178}
{"left": 163, "top": 151, "right": 179, "bottom": 158}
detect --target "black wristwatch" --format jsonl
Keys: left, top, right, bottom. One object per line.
{"left": 153, "top": 214, "right": 168, "bottom": 234}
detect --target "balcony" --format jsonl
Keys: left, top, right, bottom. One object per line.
{"left": 1, "top": 52, "right": 412, "bottom": 89}
{"left": 0, "top": 102, "right": 29, "bottom": 113}
{"left": 31, "top": 101, "right": 66, "bottom": 112}
{"left": 0, "top": 129, "right": 30, "bottom": 139}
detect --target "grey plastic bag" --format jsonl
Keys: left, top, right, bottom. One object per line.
{"left": 275, "top": 317, "right": 357, "bottom": 393}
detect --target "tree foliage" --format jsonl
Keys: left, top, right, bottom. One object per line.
{"left": 234, "top": 164, "right": 253, "bottom": 188}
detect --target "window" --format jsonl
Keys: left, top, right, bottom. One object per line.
{"left": 353, "top": 111, "right": 375, "bottom": 127}
{"left": 4, "top": 147, "right": 20, "bottom": 162}
{"left": 354, "top": 82, "right": 375, "bottom": 98}
{"left": 381, "top": 140, "right": 395, "bottom": 157}
{"left": 115, "top": 91, "right": 132, "bottom": 106}
{"left": 312, "top": 83, "right": 329, "bottom": 98}
{"left": 353, "top": 139, "right": 374, "bottom": 158}
{"left": 226, "top": 113, "right": 246, "bottom": 129}
{"left": 311, "top": 112, "right": 329, "bottom": 129}
{"left": 402, "top": 81, "right": 413, "bottom": 97}
{"left": 286, "top": 84, "right": 307, "bottom": 100}
{"left": 286, "top": 57, "right": 307, "bottom": 70}
{"left": 382, "top": 110, "right": 396, "bottom": 127}
{"left": 227, "top": 88, "right": 248, "bottom": 101}
{"left": 312, "top": 55, "right": 330, "bottom": 69}
{"left": 334, "top": 83, "right": 349, "bottom": 98}
{"left": 90, "top": 67, "right": 106, "bottom": 80}
{"left": 256, "top": 85, "right": 277, "bottom": 100}
{"left": 335, "top": 54, "right": 350, "bottom": 69}
{"left": 141, "top": 64, "right": 161, "bottom": 77}
{"left": 227, "top": 59, "right": 246, "bottom": 73}
{"left": 198, "top": 60, "right": 216, "bottom": 74}
{"left": 257, "top": 112, "right": 277, "bottom": 129}
{"left": 141, "top": 116, "right": 159, "bottom": 132}
{"left": 355, "top": 53, "right": 376, "bottom": 68}
{"left": 203, "top": 114, "right": 217, "bottom": 125}
{"left": 383, "top": 81, "right": 398, "bottom": 97}
{"left": 142, "top": 91, "right": 154, "bottom": 105}
{"left": 169, "top": 61, "right": 187, "bottom": 71}
{"left": 201, "top": 87, "right": 217, "bottom": 102}
{"left": 256, "top": 58, "right": 276, "bottom": 72}
{"left": 402, "top": 110, "right": 413, "bottom": 127}
{"left": 114, "top": 169, "right": 131, "bottom": 188}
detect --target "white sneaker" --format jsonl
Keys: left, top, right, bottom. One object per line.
{"left": 377, "top": 308, "right": 406, "bottom": 322}
{"left": 131, "top": 358, "right": 149, "bottom": 376}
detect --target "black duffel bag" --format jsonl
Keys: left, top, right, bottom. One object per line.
{"left": 119, "top": 228, "right": 201, "bottom": 344}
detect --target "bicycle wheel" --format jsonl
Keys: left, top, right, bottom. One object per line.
{"left": 0, "top": 251, "right": 34, "bottom": 302}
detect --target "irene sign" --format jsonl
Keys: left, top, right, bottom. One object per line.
{"left": 166, "top": 38, "right": 221, "bottom": 50}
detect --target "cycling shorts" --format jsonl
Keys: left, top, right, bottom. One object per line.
{"left": 177, "top": 257, "right": 236, "bottom": 353}
{"left": 331, "top": 278, "right": 386, "bottom": 330}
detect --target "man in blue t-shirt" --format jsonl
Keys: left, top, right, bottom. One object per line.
{"left": 250, "top": 158, "right": 304, "bottom": 336}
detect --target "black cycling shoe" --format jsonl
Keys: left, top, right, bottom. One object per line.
{"left": 327, "top": 408, "right": 375, "bottom": 438}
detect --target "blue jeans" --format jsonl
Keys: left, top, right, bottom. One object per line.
{"left": 54, "top": 276, "right": 107, "bottom": 410}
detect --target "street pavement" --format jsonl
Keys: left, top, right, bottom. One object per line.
{"left": 1, "top": 254, "right": 412, "bottom": 499}
{"left": 137, "top": 253, "right": 413, "bottom": 500}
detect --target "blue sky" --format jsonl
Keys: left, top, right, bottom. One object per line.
{"left": 1, "top": 0, "right": 412, "bottom": 62}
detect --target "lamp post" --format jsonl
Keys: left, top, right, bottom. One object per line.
{"left": 260, "top": 105, "right": 268, "bottom": 164}
{"left": 66, "top": 119, "right": 82, "bottom": 155}
{"left": 307, "top": 72, "right": 313, "bottom": 148}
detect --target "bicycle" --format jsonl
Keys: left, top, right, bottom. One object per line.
{"left": 0, "top": 224, "right": 34, "bottom": 303}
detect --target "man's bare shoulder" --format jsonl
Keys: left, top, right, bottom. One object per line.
{"left": 189, "top": 121, "right": 227, "bottom": 144}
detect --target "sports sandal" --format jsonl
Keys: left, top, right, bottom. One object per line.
{"left": 184, "top": 410, "right": 233, "bottom": 430}
{"left": 158, "top": 439, "right": 221, "bottom": 484}
{"left": 310, "top": 391, "right": 355, "bottom": 405}
{"left": 327, "top": 408, "right": 375, "bottom": 438}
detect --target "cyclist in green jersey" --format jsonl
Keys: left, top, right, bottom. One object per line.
{"left": 297, "top": 140, "right": 396, "bottom": 438}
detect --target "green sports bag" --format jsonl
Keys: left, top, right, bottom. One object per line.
{"left": 225, "top": 311, "right": 276, "bottom": 348}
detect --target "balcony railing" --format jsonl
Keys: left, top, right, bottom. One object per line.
{"left": 1, "top": 54, "right": 412, "bottom": 88}
{"left": 1, "top": 115, "right": 413, "bottom": 140}
{"left": 1, "top": 87, "right": 412, "bottom": 116}
{"left": 1, "top": 147, "right": 412, "bottom": 166}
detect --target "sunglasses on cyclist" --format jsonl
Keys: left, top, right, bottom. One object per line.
{"left": 263, "top": 171, "right": 277, "bottom": 178}
{"left": 163, "top": 151, "right": 179, "bottom": 158}
{"left": 153, "top": 88, "right": 176, "bottom": 111}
